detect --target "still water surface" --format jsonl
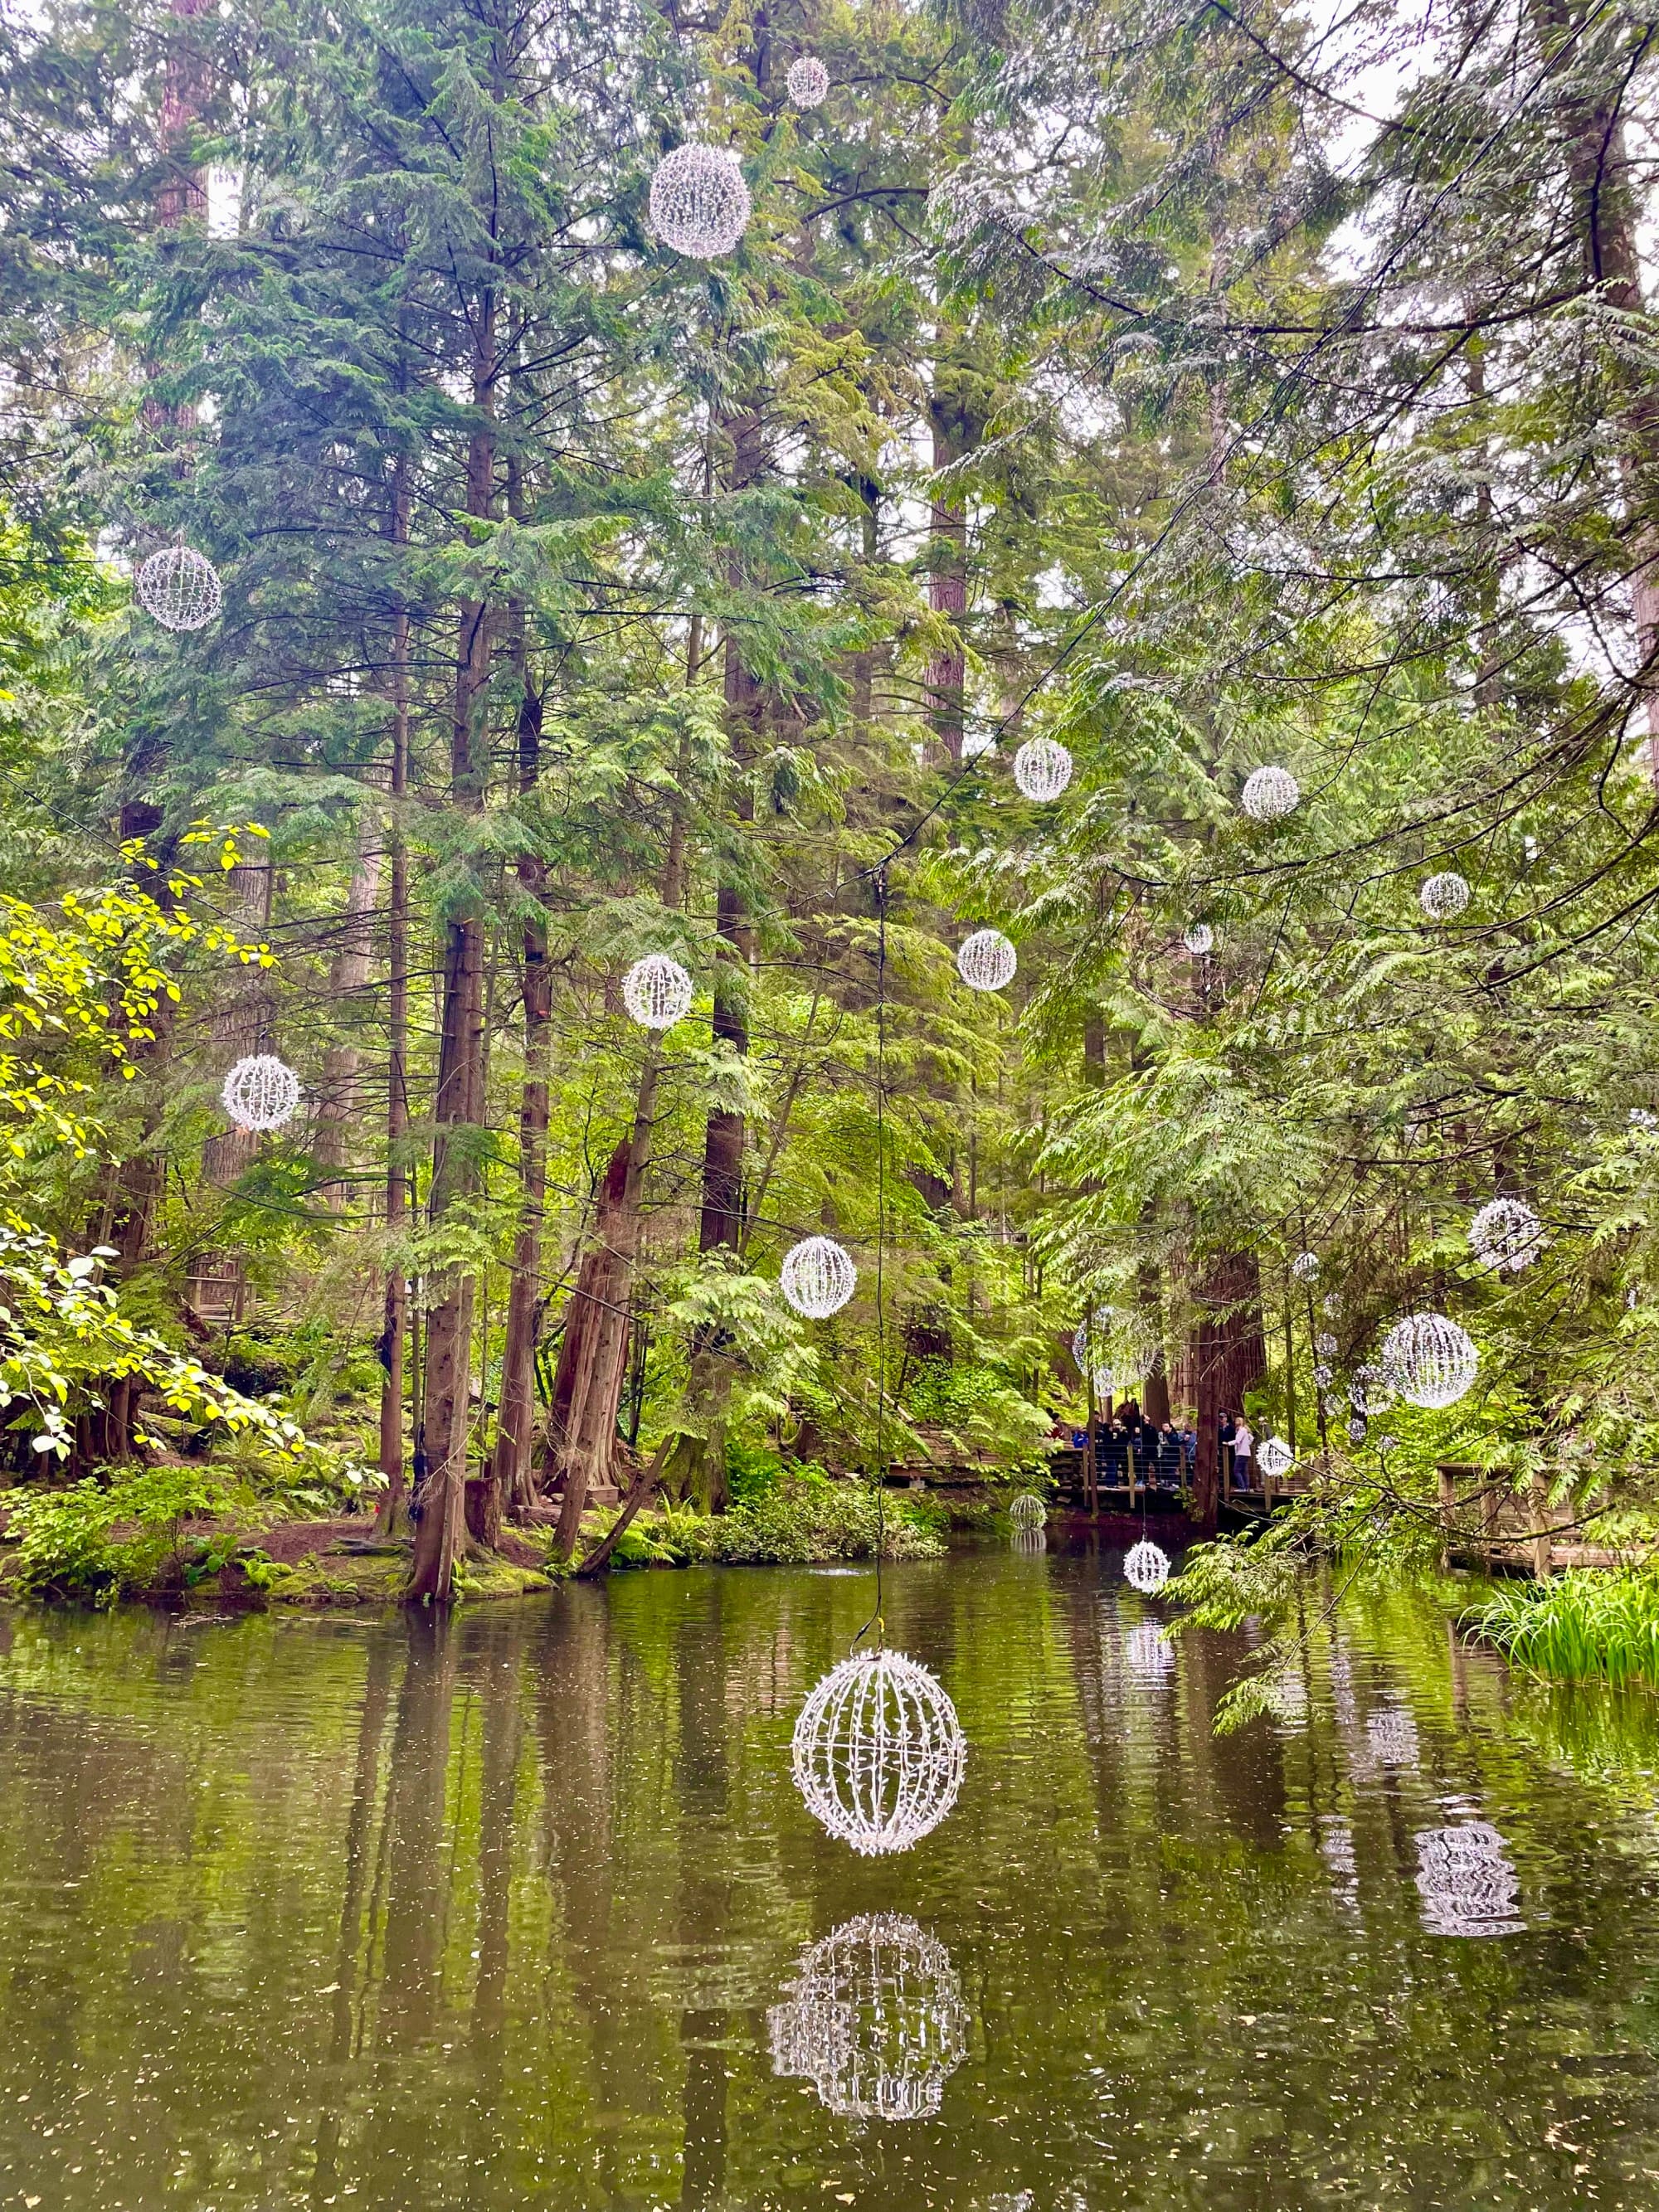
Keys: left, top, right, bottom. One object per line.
{"left": 2, "top": 1544, "right": 1659, "bottom": 2209}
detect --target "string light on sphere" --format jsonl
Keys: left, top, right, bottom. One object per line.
{"left": 1632, "top": 1107, "right": 1657, "bottom": 1129}
{"left": 622, "top": 953, "right": 693, "bottom": 1030}
{"left": 221, "top": 1053, "right": 301, "bottom": 1133}
{"left": 1291, "top": 1250, "right": 1320, "bottom": 1282}
{"left": 1010, "top": 1492, "right": 1046, "bottom": 1529}
{"left": 1313, "top": 1362, "right": 1333, "bottom": 1388}
{"left": 1380, "top": 1312, "right": 1479, "bottom": 1409}
{"left": 1183, "top": 922, "right": 1214, "bottom": 955}
{"left": 767, "top": 1914, "right": 968, "bottom": 2120}
{"left": 1350, "top": 1361, "right": 1391, "bottom": 1415}
{"left": 1258, "top": 1435, "right": 1294, "bottom": 1483}
{"left": 1090, "top": 1363, "right": 1114, "bottom": 1400}
{"left": 1321, "top": 1390, "right": 1344, "bottom": 1420}
{"left": 1012, "top": 736, "right": 1073, "bottom": 801}
{"left": 1240, "top": 765, "right": 1300, "bottom": 821}
{"left": 781, "top": 1236, "right": 857, "bottom": 1319}
{"left": 791, "top": 1649, "right": 966, "bottom": 1855}
{"left": 1468, "top": 1196, "right": 1543, "bottom": 1272}
{"left": 136, "top": 546, "right": 222, "bottom": 631}
{"left": 1315, "top": 1331, "right": 1337, "bottom": 1359}
{"left": 1321, "top": 1293, "right": 1340, "bottom": 1316}
{"left": 786, "top": 55, "right": 830, "bottom": 107}
{"left": 1419, "top": 870, "right": 1471, "bottom": 921}
{"left": 1123, "top": 1539, "right": 1170, "bottom": 1594}
{"left": 1347, "top": 1413, "right": 1369, "bottom": 1446}
{"left": 649, "top": 145, "right": 752, "bottom": 258}
{"left": 956, "top": 928, "right": 1016, "bottom": 993}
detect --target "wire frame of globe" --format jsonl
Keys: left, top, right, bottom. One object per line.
{"left": 1073, "top": 1305, "right": 1159, "bottom": 1390}
{"left": 135, "top": 546, "right": 222, "bottom": 631}
{"left": 621, "top": 953, "right": 693, "bottom": 1030}
{"left": 221, "top": 1053, "right": 301, "bottom": 1133}
{"left": 1182, "top": 921, "right": 1213, "bottom": 955}
{"left": 1467, "top": 1195, "right": 1544, "bottom": 1272}
{"left": 649, "top": 144, "right": 752, "bottom": 257}
{"left": 780, "top": 1235, "right": 857, "bottom": 1318}
{"left": 1009, "top": 1491, "right": 1046, "bottom": 1529}
{"left": 1011, "top": 736, "right": 1073, "bottom": 801}
{"left": 791, "top": 1650, "right": 966, "bottom": 1856}
{"left": 766, "top": 1914, "right": 969, "bottom": 2121}
{"left": 786, "top": 54, "right": 830, "bottom": 106}
{"left": 1122, "top": 1538, "right": 1170, "bottom": 1593}
{"left": 1290, "top": 1249, "right": 1321, "bottom": 1281}
{"left": 1419, "top": 869, "right": 1471, "bottom": 921}
{"left": 1415, "top": 1823, "right": 1524, "bottom": 1938}
{"left": 1380, "top": 1312, "right": 1479, "bottom": 1409}
{"left": 956, "top": 927, "right": 1017, "bottom": 992}
{"left": 1240, "top": 764, "right": 1300, "bottom": 820}
{"left": 1257, "top": 1435, "right": 1294, "bottom": 1483}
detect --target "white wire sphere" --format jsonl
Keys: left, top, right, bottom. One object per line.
{"left": 781, "top": 1236, "right": 857, "bottom": 1319}
{"left": 1010, "top": 1491, "right": 1047, "bottom": 1529}
{"left": 767, "top": 1914, "right": 968, "bottom": 2121}
{"left": 791, "top": 1649, "right": 966, "bottom": 1856}
{"left": 1315, "top": 1331, "right": 1337, "bottom": 1359}
{"left": 1291, "top": 1250, "right": 1321, "bottom": 1282}
{"left": 221, "top": 1053, "right": 301, "bottom": 1133}
{"left": 1313, "top": 1362, "right": 1333, "bottom": 1388}
{"left": 1257, "top": 1435, "right": 1295, "bottom": 1482}
{"left": 786, "top": 54, "right": 831, "bottom": 107}
{"left": 1346, "top": 1413, "right": 1369, "bottom": 1446}
{"left": 1123, "top": 1538, "right": 1170, "bottom": 1594}
{"left": 621, "top": 952, "right": 693, "bottom": 1030}
{"left": 1012, "top": 736, "right": 1073, "bottom": 802}
{"left": 1183, "top": 922, "right": 1214, "bottom": 955}
{"left": 1380, "top": 1312, "right": 1479, "bottom": 1410}
{"left": 1240, "top": 765, "right": 1300, "bottom": 821}
{"left": 1468, "top": 1196, "right": 1543, "bottom": 1272}
{"left": 1419, "top": 870, "right": 1471, "bottom": 921}
{"left": 135, "top": 545, "right": 222, "bottom": 631}
{"left": 649, "top": 144, "right": 752, "bottom": 258}
{"left": 956, "top": 927, "right": 1017, "bottom": 993}
{"left": 1350, "top": 1361, "right": 1392, "bottom": 1416}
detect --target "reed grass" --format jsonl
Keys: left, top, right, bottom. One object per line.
{"left": 1466, "top": 1570, "right": 1659, "bottom": 1688}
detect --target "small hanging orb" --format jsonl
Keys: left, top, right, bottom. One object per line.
{"left": 1376, "top": 1432, "right": 1399, "bottom": 1456}
{"left": 1123, "top": 1538, "right": 1170, "bottom": 1594}
{"left": 786, "top": 55, "right": 831, "bottom": 107}
{"left": 135, "top": 545, "right": 222, "bottom": 631}
{"left": 1468, "top": 1196, "right": 1543, "bottom": 1273}
{"left": 1320, "top": 1390, "right": 1344, "bottom": 1420}
{"left": 1315, "top": 1330, "right": 1337, "bottom": 1359}
{"left": 1321, "top": 1293, "right": 1340, "bottom": 1316}
{"left": 1012, "top": 736, "right": 1073, "bottom": 802}
{"left": 1380, "top": 1312, "right": 1479, "bottom": 1410}
{"left": 1350, "top": 1361, "right": 1391, "bottom": 1416}
{"left": 1346, "top": 1412, "right": 1369, "bottom": 1446}
{"left": 767, "top": 1914, "right": 968, "bottom": 2120}
{"left": 1182, "top": 922, "right": 1214, "bottom": 956}
{"left": 781, "top": 1236, "right": 857, "bottom": 1319}
{"left": 622, "top": 952, "right": 693, "bottom": 1030}
{"left": 1313, "top": 1362, "right": 1333, "bottom": 1388}
{"left": 956, "top": 927, "right": 1016, "bottom": 993}
{"left": 1419, "top": 870, "right": 1471, "bottom": 921}
{"left": 1631, "top": 1107, "right": 1658, "bottom": 1130}
{"left": 1240, "top": 765, "right": 1300, "bottom": 821}
{"left": 1257, "top": 1435, "right": 1294, "bottom": 1483}
{"left": 1010, "top": 1491, "right": 1046, "bottom": 1529}
{"left": 221, "top": 1053, "right": 301, "bottom": 1133}
{"left": 791, "top": 1649, "right": 966, "bottom": 1856}
{"left": 649, "top": 144, "right": 752, "bottom": 259}
{"left": 1291, "top": 1250, "right": 1320, "bottom": 1282}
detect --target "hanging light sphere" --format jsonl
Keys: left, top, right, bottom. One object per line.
{"left": 1123, "top": 1538, "right": 1170, "bottom": 1594}
{"left": 1468, "top": 1196, "right": 1544, "bottom": 1273}
{"left": 1183, "top": 921, "right": 1214, "bottom": 956}
{"left": 766, "top": 1914, "right": 968, "bottom": 2121}
{"left": 621, "top": 952, "right": 693, "bottom": 1030}
{"left": 1258, "top": 1435, "right": 1295, "bottom": 1482}
{"left": 956, "top": 927, "right": 1017, "bottom": 993}
{"left": 1240, "top": 765, "right": 1300, "bottom": 821}
{"left": 1350, "top": 1361, "right": 1391, "bottom": 1416}
{"left": 1380, "top": 1312, "right": 1479, "bottom": 1410}
{"left": 1010, "top": 1491, "right": 1047, "bottom": 1529}
{"left": 781, "top": 1236, "right": 857, "bottom": 1319}
{"left": 1419, "top": 870, "right": 1471, "bottom": 921}
{"left": 786, "top": 55, "right": 831, "bottom": 107}
{"left": 1313, "top": 1362, "right": 1334, "bottom": 1388}
{"left": 649, "top": 144, "right": 752, "bottom": 259}
{"left": 1291, "top": 1250, "right": 1320, "bottom": 1282}
{"left": 1346, "top": 1412, "right": 1369, "bottom": 1446}
{"left": 135, "top": 545, "right": 222, "bottom": 631}
{"left": 1315, "top": 1330, "right": 1337, "bottom": 1359}
{"left": 221, "top": 1053, "right": 301, "bottom": 1133}
{"left": 1012, "top": 736, "right": 1073, "bottom": 802}
{"left": 791, "top": 1649, "right": 966, "bottom": 1856}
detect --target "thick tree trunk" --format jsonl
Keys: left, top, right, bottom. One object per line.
{"left": 1188, "top": 1250, "right": 1267, "bottom": 1518}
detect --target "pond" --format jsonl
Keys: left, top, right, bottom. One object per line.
{"left": 2, "top": 1542, "right": 1659, "bottom": 2210}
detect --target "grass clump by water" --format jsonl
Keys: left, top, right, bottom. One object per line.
{"left": 1465, "top": 1568, "right": 1659, "bottom": 1687}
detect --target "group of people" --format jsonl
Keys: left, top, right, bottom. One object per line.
{"left": 1052, "top": 1405, "right": 1262, "bottom": 1494}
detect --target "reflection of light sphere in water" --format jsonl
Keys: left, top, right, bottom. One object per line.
{"left": 767, "top": 1913, "right": 968, "bottom": 2119}
{"left": 791, "top": 1650, "right": 966, "bottom": 1855}
{"left": 1123, "top": 1539, "right": 1170, "bottom": 1593}
{"left": 1415, "top": 1823, "right": 1524, "bottom": 1937}
{"left": 1125, "top": 1623, "right": 1175, "bottom": 1678}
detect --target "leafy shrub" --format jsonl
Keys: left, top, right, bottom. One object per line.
{"left": 901, "top": 1359, "right": 1049, "bottom": 1475}
{"left": 694, "top": 1475, "right": 944, "bottom": 1565}
{"left": 0, "top": 1464, "right": 256, "bottom": 1601}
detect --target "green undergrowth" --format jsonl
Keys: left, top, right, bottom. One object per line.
{"left": 1463, "top": 1568, "right": 1659, "bottom": 1689}
{"left": 586, "top": 1473, "right": 947, "bottom": 1570}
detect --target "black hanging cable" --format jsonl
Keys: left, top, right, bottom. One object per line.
{"left": 854, "top": 863, "right": 890, "bottom": 1655}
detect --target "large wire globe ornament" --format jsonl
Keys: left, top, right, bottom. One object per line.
{"left": 1415, "top": 1823, "right": 1524, "bottom": 1939}
{"left": 1468, "top": 1196, "right": 1544, "bottom": 1273}
{"left": 1419, "top": 870, "right": 1471, "bottom": 921}
{"left": 1240, "top": 765, "right": 1300, "bottom": 821}
{"left": 221, "top": 1053, "right": 301, "bottom": 1133}
{"left": 1012, "top": 736, "right": 1073, "bottom": 801}
{"left": 781, "top": 1236, "right": 857, "bottom": 1319}
{"left": 1010, "top": 1491, "right": 1047, "bottom": 1529}
{"left": 648, "top": 144, "right": 752, "bottom": 259}
{"left": 791, "top": 1649, "right": 966, "bottom": 1856}
{"left": 1257, "top": 1435, "right": 1294, "bottom": 1483}
{"left": 956, "top": 927, "right": 1017, "bottom": 993}
{"left": 1123, "top": 1538, "right": 1170, "bottom": 1594}
{"left": 786, "top": 55, "right": 831, "bottom": 108}
{"left": 1380, "top": 1312, "right": 1479, "bottom": 1410}
{"left": 1183, "top": 921, "right": 1214, "bottom": 955}
{"left": 767, "top": 1914, "right": 968, "bottom": 2121}
{"left": 135, "top": 545, "right": 222, "bottom": 631}
{"left": 621, "top": 952, "right": 693, "bottom": 1031}
{"left": 1291, "top": 1250, "right": 1320, "bottom": 1282}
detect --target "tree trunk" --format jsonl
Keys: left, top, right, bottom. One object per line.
{"left": 926, "top": 372, "right": 971, "bottom": 764}
{"left": 377, "top": 572, "right": 413, "bottom": 1535}
{"left": 314, "top": 814, "right": 384, "bottom": 1200}
{"left": 1189, "top": 1249, "right": 1267, "bottom": 1519}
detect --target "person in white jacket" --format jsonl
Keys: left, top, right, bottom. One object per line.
{"left": 1232, "top": 1417, "right": 1255, "bottom": 1493}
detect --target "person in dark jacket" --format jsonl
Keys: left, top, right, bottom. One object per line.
{"left": 1219, "top": 1412, "right": 1237, "bottom": 1490}
{"left": 1155, "top": 1421, "right": 1183, "bottom": 1489}
{"left": 1097, "top": 1418, "right": 1129, "bottom": 1490}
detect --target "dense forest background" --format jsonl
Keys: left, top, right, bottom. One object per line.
{"left": 2, "top": 0, "right": 1658, "bottom": 1599}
